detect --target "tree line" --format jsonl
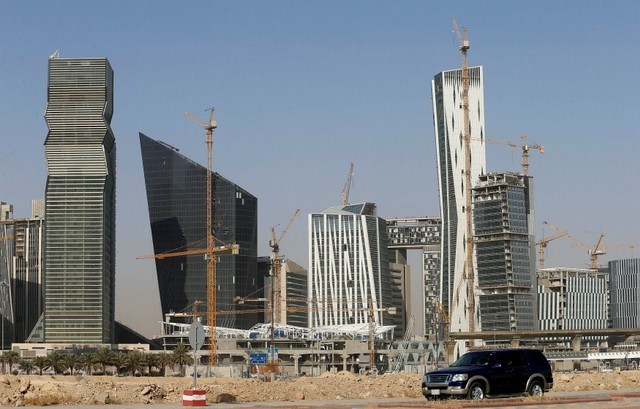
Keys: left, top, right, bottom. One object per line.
{"left": 0, "top": 342, "right": 194, "bottom": 377}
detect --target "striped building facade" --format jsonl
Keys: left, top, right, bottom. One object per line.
{"left": 308, "top": 203, "right": 394, "bottom": 327}
{"left": 43, "top": 57, "right": 116, "bottom": 343}
{"left": 609, "top": 258, "right": 640, "bottom": 328}
{"left": 537, "top": 268, "right": 608, "bottom": 333}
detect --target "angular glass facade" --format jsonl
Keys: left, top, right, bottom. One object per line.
{"left": 44, "top": 57, "right": 116, "bottom": 343}
{"left": 139, "top": 133, "right": 258, "bottom": 329}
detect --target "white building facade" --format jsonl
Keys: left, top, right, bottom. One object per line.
{"left": 308, "top": 203, "right": 393, "bottom": 328}
{"left": 537, "top": 268, "right": 608, "bottom": 332}
{"left": 609, "top": 258, "right": 640, "bottom": 328}
{"left": 431, "top": 67, "right": 487, "bottom": 338}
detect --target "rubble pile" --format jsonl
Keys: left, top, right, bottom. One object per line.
{"left": 0, "top": 370, "right": 636, "bottom": 405}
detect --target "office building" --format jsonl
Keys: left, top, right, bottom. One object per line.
{"left": 609, "top": 258, "right": 640, "bottom": 328}
{"left": 473, "top": 173, "right": 536, "bottom": 332}
{"left": 139, "top": 133, "right": 259, "bottom": 330}
{"left": 537, "top": 268, "right": 608, "bottom": 340}
{"left": 431, "top": 67, "right": 486, "bottom": 334}
{"left": 386, "top": 217, "right": 441, "bottom": 339}
{"left": 308, "top": 203, "right": 394, "bottom": 328}
{"left": 258, "top": 257, "right": 308, "bottom": 328}
{"left": 44, "top": 56, "right": 116, "bottom": 343}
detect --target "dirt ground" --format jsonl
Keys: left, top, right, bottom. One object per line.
{"left": 0, "top": 370, "right": 638, "bottom": 406}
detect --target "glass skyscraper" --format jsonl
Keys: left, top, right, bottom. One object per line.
{"left": 139, "top": 133, "right": 258, "bottom": 330}
{"left": 43, "top": 57, "right": 116, "bottom": 343}
{"left": 473, "top": 172, "right": 536, "bottom": 332}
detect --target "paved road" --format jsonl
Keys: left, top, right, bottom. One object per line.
{"left": 15, "top": 390, "right": 640, "bottom": 408}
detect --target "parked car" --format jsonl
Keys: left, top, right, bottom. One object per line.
{"left": 422, "top": 348, "right": 553, "bottom": 400}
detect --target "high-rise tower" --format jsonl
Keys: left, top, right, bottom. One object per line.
{"left": 44, "top": 56, "right": 116, "bottom": 343}
{"left": 431, "top": 67, "right": 486, "bottom": 339}
{"left": 473, "top": 172, "right": 536, "bottom": 333}
{"left": 139, "top": 133, "right": 259, "bottom": 330}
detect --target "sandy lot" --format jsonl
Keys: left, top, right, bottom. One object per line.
{"left": 0, "top": 370, "right": 637, "bottom": 406}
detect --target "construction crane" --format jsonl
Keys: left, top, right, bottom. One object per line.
{"left": 543, "top": 221, "right": 606, "bottom": 270}
{"left": 270, "top": 209, "right": 300, "bottom": 324}
{"left": 482, "top": 134, "right": 544, "bottom": 175}
{"left": 536, "top": 229, "right": 568, "bottom": 269}
{"left": 484, "top": 135, "right": 544, "bottom": 175}
{"left": 452, "top": 17, "right": 476, "bottom": 342}
{"left": 184, "top": 107, "right": 221, "bottom": 365}
{"left": 341, "top": 162, "right": 354, "bottom": 206}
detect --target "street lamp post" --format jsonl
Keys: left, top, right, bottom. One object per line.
{"left": 0, "top": 280, "right": 7, "bottom": 354}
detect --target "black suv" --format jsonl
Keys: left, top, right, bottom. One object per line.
{"left": 422, "top": 348, "right": 553, "bottom": 400}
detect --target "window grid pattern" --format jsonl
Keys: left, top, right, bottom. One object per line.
{"left": 44, "top": 58, "right": 115, "bottom": 343}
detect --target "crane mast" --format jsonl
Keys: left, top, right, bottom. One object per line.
{"left": 270, "top": 209, "right": 300, "bottom": 324}
{"left": 185, "top": 108, "right": 218, "bottom": 365}
{"left": 341, "top": 162, "right": 354, "bottom": 206}
{"left": 452, "top": 17, "right": 475, "bottom": 340}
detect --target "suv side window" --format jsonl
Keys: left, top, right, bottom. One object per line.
{"left": 500, "top": 351, "right": 526, "bottom": 368}
{"left": 526, "top": 350, "right": 550, "bottom": 368}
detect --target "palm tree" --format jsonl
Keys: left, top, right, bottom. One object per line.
{"left": 62, "top": 353, "right": 78, "bottom": 375}
{"left": 157, "top": 352, "right": 173, "bottom": 377}
{"left": 78, "top": 352, "right": 96, "bottom": 375}
{"left": 19, "top": 359, "right": 34, "bottom": 375}
{"left": 172, "top": 342, "right": 193, "bottom": 376}
{"left": 111, "top": 351, "right": 128, "bottom": 376}
{"left": 46, "top": 351, "right": 66, "bottom": 375}
{"left": 33, "top": 356, "right": 48, "bottom": 376}
{"left": 142, "top": 352, "right": 161, "bottom": 376}
{"left": 3, "top": 351, "right": 20, "bottom": 374}
{"left": 127, "top": 351, "right": 145, "bottom": 376}
{"left": 94, "top": 348, "right": 113, "bottom": 375}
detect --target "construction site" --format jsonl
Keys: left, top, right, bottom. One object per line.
{"left": 139, "top": 17, "right": 639, "bottom": 381}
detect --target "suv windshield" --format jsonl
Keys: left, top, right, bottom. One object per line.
{"left": 451, "top": 351, "right": 494, "bottom": 367}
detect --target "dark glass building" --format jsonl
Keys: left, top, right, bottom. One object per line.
{"left": 139, "top": 133, "right": 258, "bottom": 329}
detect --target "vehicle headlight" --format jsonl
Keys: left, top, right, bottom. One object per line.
{"left": 451, "top": 374, "right": 468, "bottom": 382}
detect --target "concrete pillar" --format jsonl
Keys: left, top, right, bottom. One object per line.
{"left": 572, "top": 335, "right": 582, "bottom": 352}
{"left": 341, "top": 354, "right": 349, "bottom": 372}
{"left": 292, "top": 355, "right": 301, "bottom": 375}
{"left": 510, "top": 337, "right": 521, "bottom": 348}
{"left": 445, "top": 340, "right": 456, "bottom": 366}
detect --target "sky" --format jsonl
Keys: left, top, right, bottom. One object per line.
{"left": 1, "top": 1, "right": 639, "bottom": 338}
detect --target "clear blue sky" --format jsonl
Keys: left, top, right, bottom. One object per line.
{"left": 1, "top": 1, "right": 638, "bottom": 337}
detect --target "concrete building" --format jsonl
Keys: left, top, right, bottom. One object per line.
{"left": 537, "top": 268, "right": 608, "bottom": 341}
{"left": 609, "top": 258, "right": 640, "bottom": 328}
{"left": 43, "top": 56, "right": 116, "bottom": 343}
{"left": 386, "top": 217, "right": 441, "bottom": 340}
{"left": 308, "top": 203, "right": 394, "bottom": 328}
{"left": 431, "top": 67, "right": 486, "bottom": 338}
{"left": 139, "top": 133, "right": 259, "bottom": 330}
{"left": 473, "top": 172, "right": 536, "bottom": 332}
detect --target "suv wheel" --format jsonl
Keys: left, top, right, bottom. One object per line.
{"left": 467, "top": 382, "right": 485, "bottom": 400}
{"left": 528, "top": 380, "right": 544, "bottom": 397}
